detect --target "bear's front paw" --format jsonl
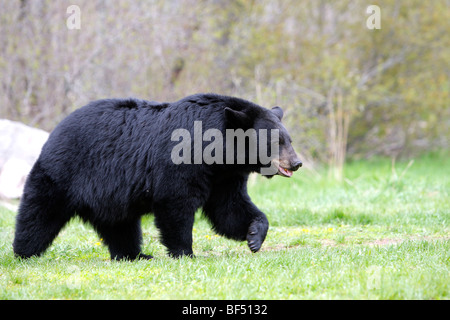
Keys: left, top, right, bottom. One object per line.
{"left": 168, "top": 248, "right": 195, "bottom": 259}
{"left": 246, "top": 218, "right": 268, "bottom": 253}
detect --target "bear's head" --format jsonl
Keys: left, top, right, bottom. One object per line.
{"left": 263, "top": 106, "right": 302, "bottom": 177}
{"left": 224, "top": 105, "right": 302, "bottom": 178}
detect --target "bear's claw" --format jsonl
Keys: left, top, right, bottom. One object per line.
{"left": 246, "top": 218, "right": 268, "bottom": 253}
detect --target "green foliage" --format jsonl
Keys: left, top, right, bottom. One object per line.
{"left": 0, "top": 153, "right": 448, "bottom": 299}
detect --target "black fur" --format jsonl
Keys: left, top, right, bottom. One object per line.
{"left": 13, "top": 93, "right": 299, "bottom": 260}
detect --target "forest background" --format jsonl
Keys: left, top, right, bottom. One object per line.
{"left": 1, "top": 0, "right": 448, "bottom": 179}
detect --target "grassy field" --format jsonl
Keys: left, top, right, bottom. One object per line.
{"left": 0, "top": 152, "right": 448, "bottom": 299}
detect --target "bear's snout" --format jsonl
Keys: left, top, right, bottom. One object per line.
{"left": 290, "top": 160, "right": 302, "bottom": 171}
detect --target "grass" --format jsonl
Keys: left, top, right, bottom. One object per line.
{"left": 0, "top": 151, "right": 448, "bottom": 299}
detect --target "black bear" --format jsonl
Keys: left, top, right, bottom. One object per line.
{"left": 13, "top": 93, "right": 301, "bottom": 260}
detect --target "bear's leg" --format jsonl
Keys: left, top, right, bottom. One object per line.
{"left": 13, "top": 202, "right": 72, "bottom": 258}
{"left": 94, "top": 218, "right": 152, "bottom": 261}
{"left": 13, "top": 169, "right": 73, "bottom": 258}
{"left": 154, "top": 201, "right": 195, "bottom": 258}
{"left": 203, "top": 175, "right": 269, "bottom": 253}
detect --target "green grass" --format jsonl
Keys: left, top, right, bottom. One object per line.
{"left": 0, "top": 151, "right": 449, "bottom": 299}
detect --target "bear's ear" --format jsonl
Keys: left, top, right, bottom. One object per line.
{"left": 271, "top": 106, "right": 284, "bottom": 120}
{"left": 224, "top": 107, "right": 250, "bottom": 127}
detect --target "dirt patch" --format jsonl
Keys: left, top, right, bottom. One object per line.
{"left": 365, "top": 238, "right": 405, "bottom": 246}
{"left": 262, "top": 236, "right": 449, "bottom": 252}
{"left": 365, "top": 236, "right": 450, "bottom": 247}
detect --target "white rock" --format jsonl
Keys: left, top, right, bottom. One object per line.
{"left": 0, "top": 119, "right": 49, "bottom": 199}
{"left": 0, "top": 158, "right": 32, "bottom": 199}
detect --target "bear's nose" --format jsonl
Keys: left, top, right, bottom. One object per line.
{"left": 291, "top": 160, "right": 302, "bottom": 171}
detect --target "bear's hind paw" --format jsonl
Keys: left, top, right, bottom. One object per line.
{"left": 137, "top": 253, "right": 154, "bottom": 260}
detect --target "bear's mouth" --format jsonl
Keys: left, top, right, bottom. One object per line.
{"left": 278, "top": 166, "right": 293, "bottom": 178}
{"left": 270, "top": 159, "right": 294, "bottom": 178}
